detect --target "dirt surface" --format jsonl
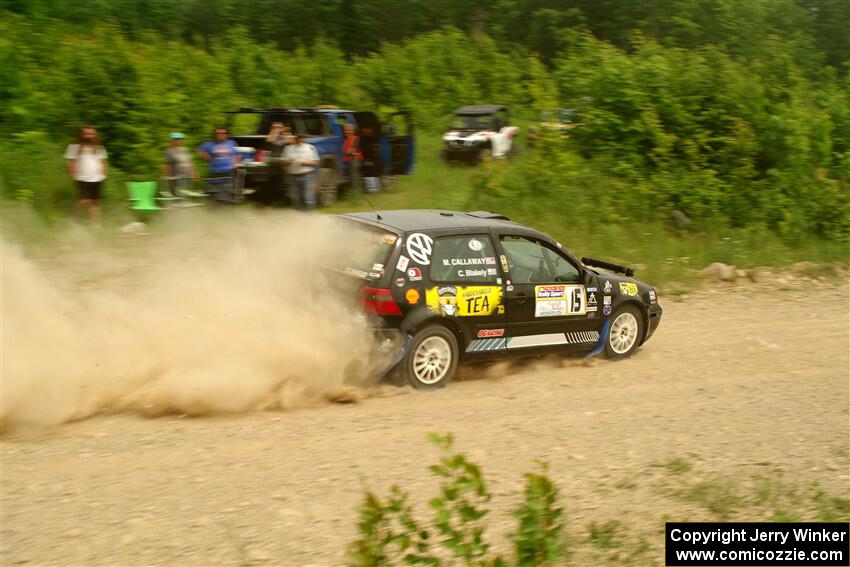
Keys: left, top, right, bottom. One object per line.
{"left": 1, "top": 280, "right": 848, "bottom": 566}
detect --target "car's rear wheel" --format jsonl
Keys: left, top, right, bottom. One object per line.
{"left": 402, "top": 325, "right": 459, "bottom": 389}
{"left": 604, "top": 304, "right": 643, "bottom": 360}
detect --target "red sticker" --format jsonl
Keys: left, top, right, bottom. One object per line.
{"left": 477, "top": 329, "right": 505, "bottom": 338}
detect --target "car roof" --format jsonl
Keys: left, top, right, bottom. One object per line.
{"left": 454, "top": 104, "right": 507, "bottom": 115}
{"left": 341, "top": 209, "right": 539, "bottom": 233}
{"left": 341, "top": 209, "right": 583, "bottom": 269}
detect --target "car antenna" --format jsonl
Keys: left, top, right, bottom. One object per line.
{"left": 361, "top": 191, "right": 382, "bottom": 221}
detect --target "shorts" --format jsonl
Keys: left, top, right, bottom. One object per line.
{"left": 77, "top": 181, "right": 102, "bottom": 200}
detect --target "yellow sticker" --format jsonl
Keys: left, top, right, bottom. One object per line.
{"left": 425, "top": 285, "right": 503, "bottom": 317}
{"left": 500, "top": 254, "right": 510, "bottom": 272}
{"left": 619, "top": 282, "right": 638, "bottom": 296}
{"left": 405, "top": 288, "right": 420, "bottom": 304}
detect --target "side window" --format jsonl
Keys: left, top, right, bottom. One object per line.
{"left": 300, "top": 114, "right": 329, "bottom": 135}
{"left": 430, "top": 235, "right": 499, "bottom": 283}
{"left": 545, "top": 247, "right": 581, "bottom": 282}
{"left": 500, "top": 236, "right": 580, "bottom": 283}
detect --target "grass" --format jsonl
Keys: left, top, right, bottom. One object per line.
{"left": 325, "top": 133, "right": 848, "bottom": 289}
{"left": 3, "top": 131, "right": 847, "bottom": 289}
{"left": 587, "top": 520, "right": 624, "bottom": 550}
{"left": 655, "top": 458, "right": 850, "bottom": 523}
{"left": 679, "top": 478, "right": 741, "bottom": 519}
{"left": 652, "top": 457, "right": 693, "bottom": 475}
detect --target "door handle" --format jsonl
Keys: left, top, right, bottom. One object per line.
{"left": 514, "top": 293, "right": 529, "bottom": 304}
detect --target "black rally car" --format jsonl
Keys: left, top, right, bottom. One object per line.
{"left": 340, "top": 210, "right": 662, "bottom": 389}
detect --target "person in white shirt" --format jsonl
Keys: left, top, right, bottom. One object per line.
{"left": 282, "top": 133, "right": 319, "bottom": 210}
{"left": 64, "top": 125, "right": 108, "bottom": 226}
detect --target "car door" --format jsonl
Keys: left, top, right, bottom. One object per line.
{"left": 423, "top": 232, "right": 505, "bottom": 349}
{"left": 353, "top": 111, "right": 381, "bottom": 176}
{"left": 380, "top": 111, "right": 414, "bottom": 174}
{"left": 497, "top": 234, "right": 602, "bottom": 351}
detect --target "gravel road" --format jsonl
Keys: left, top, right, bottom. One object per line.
{"left": 2, "top": 279, "right": 848, "bottom": 566}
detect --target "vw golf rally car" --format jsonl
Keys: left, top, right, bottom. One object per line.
{"left": 340, "top": 210, "right": 662, "bottom": 389}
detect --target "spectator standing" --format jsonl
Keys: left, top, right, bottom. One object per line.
{"left": 163, "top": 132, "right": 197, "bottom": 198}
{"left": 264, "top": 121, "right": 290, "bottom": 204}
{"left": 342, "top": 123, "right": 363, "bottom": 191}
{"left": 197, "top": 127, "right": 240, "bottom": 200}
{"left": 282, "top": 133, "right": 319, "bottom": 210}
{"left": 64, "top": 125, "right": 108, "bottom": 227}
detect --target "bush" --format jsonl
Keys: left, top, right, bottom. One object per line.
{"left": 347, "top": 433, "right": 564, "bottom": 567}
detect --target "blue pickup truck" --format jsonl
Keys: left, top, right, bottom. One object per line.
{"left": 228, "top": 107, "right": 414, "bottom": 206}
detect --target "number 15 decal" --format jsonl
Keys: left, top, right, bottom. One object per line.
{"left": 570, "top": 287, "right": 584, "bottom": 313}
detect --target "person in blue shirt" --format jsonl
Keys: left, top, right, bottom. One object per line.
{"left": 197, "top": 127, "right": 240, "bottom": 177}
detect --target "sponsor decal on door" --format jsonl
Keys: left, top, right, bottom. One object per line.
{"left": 534, "top": 285, "right": 587, "bottom": 317}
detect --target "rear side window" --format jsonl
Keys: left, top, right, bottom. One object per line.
{"left": 300, "top": 114, "right": 329, "bottom": 135}
{"left": 337, "top": 222, "right": 398, "bottom": 281}
{"left": 430, "top": 235, "right": 499, "bottom": 283}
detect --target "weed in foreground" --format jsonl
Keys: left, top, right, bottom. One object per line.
{"left": 347, "top": 433, "right": 565, "bottom": 567}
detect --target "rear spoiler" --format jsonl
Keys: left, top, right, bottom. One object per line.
{"left": 466, "top": 210, "right": 511, "bottom": 221}
{"left": 581, "top": 257, "right": 634, "bottom": 278}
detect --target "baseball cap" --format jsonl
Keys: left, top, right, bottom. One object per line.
{"left": 169, "top": 132, "right": 185, "bottom": 140}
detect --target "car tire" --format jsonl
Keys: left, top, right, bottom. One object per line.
{"left": 603, "top": 304, "right": 644, "bottom": 360}
{"left": 401, "top": 324, "right": 459, "bottom": 390}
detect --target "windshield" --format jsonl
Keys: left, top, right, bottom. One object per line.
{"left": 451, "top": 114, "right": 494, "bottom": 131}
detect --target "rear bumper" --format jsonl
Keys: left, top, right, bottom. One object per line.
{"left": 372, "top": 327, "right": 405, "bottom": 340}
{"left": 370, "top": 328, "right": 410, "bottom": 381}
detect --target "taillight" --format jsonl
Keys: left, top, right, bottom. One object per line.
{"left": 359, "top": 287, "right": 402, "bottom": 316}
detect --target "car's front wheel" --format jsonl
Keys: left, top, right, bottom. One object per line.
{"left": 604, "top": 304, "right": 643, "bottom": 360}
{"left": 402, "top": 324, "right": 459, "bottom": 389}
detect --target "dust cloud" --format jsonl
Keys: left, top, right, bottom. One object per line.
{"left": 0, "top": 210, "right": 392, "bottom": 432}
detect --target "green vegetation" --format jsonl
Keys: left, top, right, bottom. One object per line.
{"left": 586, "top": 520, "right": 624, "bottom": 550}
{"left": 1, "top": 0, "right": 848, "bottom": 274}
{"left": 652, "top": 457, "right": 693, "bottom": 476}
{"left": 654, "top": 459, "right": 850, "bottom": 523}
{"left": 331, "top": 137, "right": 847, "bottom": 287}
{"left": 348, "top": 432, "right": 565, "bottom": 566}
{"left": 349, "top": 439, "right": 849, "bottom": 566}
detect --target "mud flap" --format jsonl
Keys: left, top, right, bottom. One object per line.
{"left": 376, "top": 335, "right": 413, "bottom": 381}
{"left": 585, "top": 320, "right": 610, "bottom": 359}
